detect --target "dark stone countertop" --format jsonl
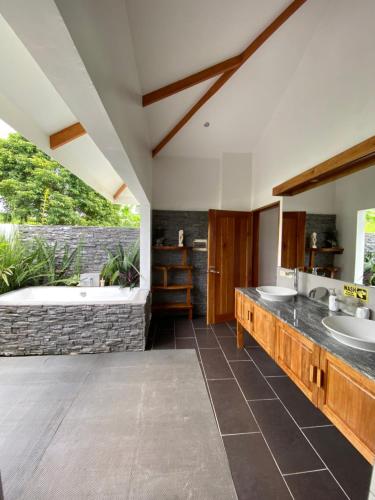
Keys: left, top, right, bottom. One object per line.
{"left": 237, "top": 288, "right": 375, "bottom": 381}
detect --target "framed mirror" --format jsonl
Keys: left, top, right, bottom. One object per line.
{"left": 281, "top": 164, "right": 375, "bottom": 287}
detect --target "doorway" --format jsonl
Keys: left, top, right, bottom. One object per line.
{"left": 207, "top": 210, "right": 252, "bottom": 324}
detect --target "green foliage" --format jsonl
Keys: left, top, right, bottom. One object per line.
{"left": 101, "top": 241, "right": 140, "bottom": 288}
{"left": 365, "top": 210, "right": 375, "bottom": 234}
{"left": 31, "top": 238, "right": 81, "bottom": 286}
{"left": 0, "top": 234, "right": 82, "bottom": 294}
{"left": 0, "top": 133, "right": 140, "bottom": 227}
{"left": 363, "top": 252, "right": 375, "bottom": 287}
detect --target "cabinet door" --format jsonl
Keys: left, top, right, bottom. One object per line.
{"left": 275, "top": 321, "right": 320, "bottom": 404}
{"left": 242, "top": 296, "right": 254, "bottom": 333}
{"left": 318, "top": 350, "right": 375, "bottom": 463}
{"left": 253, "top": 304, "right": 276, "bottom": 357}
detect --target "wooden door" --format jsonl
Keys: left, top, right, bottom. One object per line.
{"left": 207, "top": 210, "right": 252, "bottom": 324}
{"left": 318, "top": 349, "right": 375, "bottom": 463}
{"left": 252, "top": 304, "right": 276, "bottom": 357}
{"left": 281, "top": 212, "right": 306, "bottom": 269}
{"left": 275, "top": 320, "right": 320, "bottom": 403}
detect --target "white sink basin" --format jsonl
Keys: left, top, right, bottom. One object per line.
{"left": 256, "top": 286, "right": 297, "bottom": 302}
{"left": 322, "top": 316, "right": 375, "bottom": 352}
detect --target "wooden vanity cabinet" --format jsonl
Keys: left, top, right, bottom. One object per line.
{"left": 252, "top": 303, "right": 276, "bottom": 357}
{"left": 275, "top": 321, "right": 320, "bottom": 404}
{"left": 235, "top": 291, "right": 375, "bottom": 463}
{"left": 317, "top": 350, "right": 375, "bottom": 463}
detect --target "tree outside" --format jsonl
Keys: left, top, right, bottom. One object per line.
{"left": 0, "top": 133, "right": 140, "bottom": 227}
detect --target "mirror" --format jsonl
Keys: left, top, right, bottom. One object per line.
{"left": 281, "top": 164, "right": 375, "bottom": 287}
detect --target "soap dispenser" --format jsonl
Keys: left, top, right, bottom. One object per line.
{"left": 328, "top": 289, "right": 339, "bottom": 312}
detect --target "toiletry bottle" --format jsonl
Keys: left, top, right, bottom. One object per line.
{"left": 328, "top": 289, "right": 339, "bottom": 312}
{"left": 99, "top": 278, "right": 105, "bottom": 287}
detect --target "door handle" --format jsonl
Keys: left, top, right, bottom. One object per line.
{"left": 208, "top": 267, "right": 220, "bottom": 274}
{"left": 316, "top": 368, "right": 324, "bottom": 388}
{"left": 309, "top": 365, "right": 317, "bottom": 383}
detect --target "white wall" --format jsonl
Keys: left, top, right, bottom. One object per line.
{"left": 152, "top": 156, "right": 221, "bottom": 210}
{"left": 220, "top": 153, "right": 252, "bottom": 211}
{"left": 251, "top": 0, "right": 375, "bottom": 209}
{"left": 153, "top": 153, "right": 252, "bottom": 211}
{"left": 54, "top": 0, "right": 152, "bottom": 202}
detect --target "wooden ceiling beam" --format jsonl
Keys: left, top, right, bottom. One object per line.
{"left": 113, "top": 183, "right": 127, "bottom": 200}
{"left": 152, "top": 0, "right": 307, "bottom": 156}
{"left": 272, "top": 135, "right": 375, "bottom": 196}
{"left": 49, "top": 122, "right": 86, "bottom": 150}
{"left": 143, "top": 55, "right": 242, "bottom": 107}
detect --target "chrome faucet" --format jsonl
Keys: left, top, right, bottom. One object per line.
{"left": 293, "top": 268, "right": 299, "bottom": 292}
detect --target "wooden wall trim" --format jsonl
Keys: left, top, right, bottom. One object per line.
{"left": 273, "top": 135, "right": 375, "bottom": 196}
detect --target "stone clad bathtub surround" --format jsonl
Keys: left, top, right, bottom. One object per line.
{"left": 0, "top": 287, "right": 150, "bottom": 356}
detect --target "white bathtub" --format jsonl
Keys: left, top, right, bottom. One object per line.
{"left": 0, "top": 286, "right": 149, "bottom": 306}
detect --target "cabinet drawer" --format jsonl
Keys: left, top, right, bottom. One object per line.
{"left": 253, "top": 304, "right": 276, "bottom": 356}
{"left": 276, "top": 321, "right": 320, "bottom": 404}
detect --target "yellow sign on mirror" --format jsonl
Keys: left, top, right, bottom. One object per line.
{"left": 343, "top": 284, "right": 368, "bottom": 302}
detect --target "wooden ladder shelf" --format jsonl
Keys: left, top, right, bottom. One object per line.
{"left": 152, "top": 246, "right": 193, "bottom": 319}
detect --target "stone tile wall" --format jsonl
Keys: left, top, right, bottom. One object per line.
{"left": 0, "top": 293, "right": 150, "bottom": 356}
{"left": 18, "top": 225, "right": 139, "bottom": 274}
{"left": 152, "top": 211, "right": 208, "bottom": 316}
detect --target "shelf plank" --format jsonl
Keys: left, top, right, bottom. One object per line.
{"left": 152, "top": 303, "right": 193, "bottom": 311}
{"left": 153, "top": 246, "right": 191, "bottom": 251}
{"left": 152, "top": 284, "right": 193, "bottom": 291}
{"left": 153, "top": 264, "right": 193, "bottom": 271}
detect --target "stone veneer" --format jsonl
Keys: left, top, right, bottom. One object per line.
{"left": 18, "top": 225, "right": 140, "bottom": 273}
{"left": 152, "top": 210, "right": 208, "bottom": 316}
{"left": 0, "top": 294, "right": 150, "bottom": 356}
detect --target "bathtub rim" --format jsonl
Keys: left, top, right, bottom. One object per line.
{"left": 0, "top": 286, "right": 150, "bottom": 306}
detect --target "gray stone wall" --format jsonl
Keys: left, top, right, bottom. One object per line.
{"left": 365, "top": 233, "right": 375, "bottom": 253}
{"left": 152, "top": 211, "right": 208, "bottom": 316}
{"left": 0, "top": 293, "right": 150, "bottom": 356}
{"left": 18, "top": 225, "right": 139, "bottom": 273}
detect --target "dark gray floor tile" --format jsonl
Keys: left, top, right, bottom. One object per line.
{"left": 223, "top": 433, "right": 292, "bottom": 500}
{"left": 208, "top": 379, "right": 258, "bottom": 435}
{"left": 176, "top": 338, "right": 197, "bottom": 350}
{"left": 193, "top": 317, "right": 208, "bottom": 328}
{"left": 249, "top": 348, "right": 285, "bottom": 376}
{"left": 218, "top": 337, "right": 250, "bottom": 361}
{"left": 226, "top": 320, "right": 237, "bottom": 328}
{"left": 195, "top": 329, "right": 219, "bottom": 348}
{"left": 230, "top": 361, "right": 275, "bottom": 400}
{"left": 267, "top": 376, "right": 330, "bottom": 427}
{"left": 199, "top": 349, "right": 232, "bottom": 380}
{"left": 211, "top": 323, "right": 235, "bottom": 337}
{"left": 285, "top": 470, "right": 347, "bottom": 500}
{"left": 153, "top": 332, "right": 175, "bottom": 350}
{"left": 303, "top": 426, "right": 372, "bottom": 500}
{"left": 175, "top": 319, "right": 194, "bottom": 338}
{"left": 250, "top": 400, "right": 323, "bottom": 474}
{"left": 244, "top": 332, "right": 261, "bottom": 347}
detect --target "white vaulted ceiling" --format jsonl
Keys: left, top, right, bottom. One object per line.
{"left": 126, "top": 0, "right": 328, "bottom": 158}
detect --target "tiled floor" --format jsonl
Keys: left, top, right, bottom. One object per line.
{"left": 149, "top": 317, "right": 373, "bottom": 500}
